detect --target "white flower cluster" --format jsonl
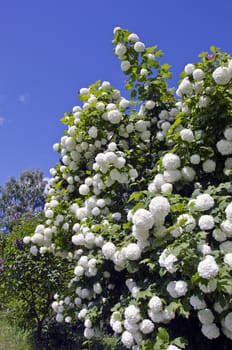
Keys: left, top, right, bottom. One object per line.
{"left": 131, "top": 196, "right": 170, "bottom": 246}
{"left": 194, "top": 193, "right": 215, "bottom": 211}
{"left": 166, "top": 280, "right": 188, "bottom": 298}
{"left": 114, "top": 29, "right": 146, "bottom": 76}
{"left": 212, "top": 65, "right": 232, "bottom": 85}
{"left": 190, "top": 295, "right": 206, "bottom": 310}
{"left": 148, "top": 295, "right": 175, "bottom": 324}
{"left": 197, "top": 308, "right": 220, "bottom": 339}
{"left": 222, "top": 312, "right": 232, "bottom": 340}
{"left": 159, "top": 249, "right": 177, "bottom": 273}
{"left": 197, "top": 255, "right": 219, "bottom": 279}
{"left": 217, "top": 127, "right": 232, "bottom": 156}
{"left": 111, "top": 304, "right": 154, "bottom": 348}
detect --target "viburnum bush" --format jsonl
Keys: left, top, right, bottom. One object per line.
{"left": 24, "top": 28, "right": 232, "bottom": 349}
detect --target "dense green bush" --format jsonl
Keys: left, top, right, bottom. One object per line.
{"left": 0, "top": 214, "right": 75, "bottom": 348}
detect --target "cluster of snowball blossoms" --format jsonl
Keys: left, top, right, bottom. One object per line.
{"left": 24, "top": 27, "right": 232, "bottom": 349}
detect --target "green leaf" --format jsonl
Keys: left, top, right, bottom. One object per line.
{"left": 157, "top": 327, "right": 169, "bottom": 342}
{"left": 172, "top": 337, "right": 188, "bottom": 349}
{"left": 191, "top": 272, "right": 200, "bottom": 284}
{"left": 161, "top": 63, "right": 171, "bottom": 71}
{"left": 128, "top": 191, "right": 144, "bottom": 203}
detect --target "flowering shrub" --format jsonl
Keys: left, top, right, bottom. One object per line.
{"left": 25, "top": 28, "right": 232, "bottom": 349}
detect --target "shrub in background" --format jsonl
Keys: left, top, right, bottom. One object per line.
{"left": 0, "top": 214, "right": 76, "bottom": 349}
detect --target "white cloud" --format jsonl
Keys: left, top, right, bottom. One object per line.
{"left": 0, "top": 117, "right": 5, "bottom": 126}
{"left": 18, "top": 93, "right": 30, "bottom": 104}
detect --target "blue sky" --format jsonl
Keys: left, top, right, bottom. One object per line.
{"left": 0, "top": 0, "right": 232, "bottom": 185}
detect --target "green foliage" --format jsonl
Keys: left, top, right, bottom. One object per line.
{"left": 0, "top": 214, "right": 73, "bottom": 346}
{"left": 0, "top": 310, "right": 31, "bottom": 350}
{"left": 0, "top": 170, "right": 46, "bottom": 233}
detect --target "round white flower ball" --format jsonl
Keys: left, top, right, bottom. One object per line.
{"left": 224, "top": 253, "right": 232, "bottom": 268}
{"left": 190, "top": 295, "right": 206, "bottom": 310}
{"left": 74, "top": 265, "right": 84, "bottom": 277}
{"left": 216, "top": 139, "right": 232, "bottom": 155}
{"left": 56, "top": 313, "right": 64, "bottom": 323}
{"left": 220, "top": 240, "right": 232, "bottom": 253}
{"left": 119, "top": 99, "right": 130, "bottom": 109}
{"left": 198, "top": 215, "right": 215, "bottom": 230}
{"left": 132, "top": 208, "right": 154, "bottom": 230}
{"left": 124, "top": 243, "right": 141, "bottom": 260}
{"left": 139, "top": 319, "right": 154, "bottom": 334}
{"left": 201, "top": 323, "right": 220, "bottom": 339}
{"left": 112, "top": 320, "right": 123, "bottom": 333}
{"left": 198, "top": 308, "right": 214, "bottom": 324}
{"left": 124, "top": 305, "right": 141, "bottom": 324}
{"left": 175, "top": 280, "right": 188, "bottom": 297}
{"left": 197, "top": 244, "right": 212, "bottom": 255}
{"left": 115, "top": 43, "right": 127, "bottom": 57}
{"left": 88, "top": 126, "right": 98, "bottom": 138}
{"left": 23, "top": 236, "right": 31, "bottom": 244}
{"left": 213, "top": 228, "right": 227, "bottom": 242}
{"left": 121, "top": 331, "right": 134, "bottom": 348}
{"left": 128, "top": 33, "right": 139, "bottom": 42}
{"left": 79, "top": 88, "right": 89, "bottom": 95}
{"left": 177, "top": 214, "right": 196, "bottom": 232}
{"left": 202, "top": 159, "right": 216, "bottom": 173}
{"left": 102, "top": 242, "right": 116, "bottom": 259}
{"left": 84, "top": 327, "right": 94, "bottom": 339}
{"left": 180, "top": 128, "right": 194, "bottom": 142}
{"left": 149, "top": 196, "right": 170, "bottom": 218}
{"left": 197, "top": 255, "right": 219, "bottom": 279}
{"left": 161, "top": 183, "right": 173, "bottom": 195}
{"left": 140, "top": 68, "right": 148, "bottom": 76}
{"left": 79, "top": 184, "right": 90, "bottom": 196}
{"left": 195, "top": 194, "right": 215, "bottom": 211}
{"left": 96, "top": 101, "right": 105, "bottom": 111}
{"left": 182, "top": 166, "right": 196, "bottom": 182}
{"left": 148, "top": 296, "right": 163, "bottom": 312}
{"left": 193, "top": 68, "right": 205, "bottom": 81}
{"left": 220, "top": 220, "right": 232, "bottom": 237}
{"left": 167, "top": 280, "right": 188, "bottom": 298}
{"left": 184, "top": 63, "right": 195, "bottom": 75}
{"left": 108, "top": 110, "right": 122, "bottom": 124}
{"left": 134, "top": 41, "right": 145, "bottom": 52}
{"left": 121, "top": 60, "right": 131, "bottom": 72}
{"left": 30, "top": 245, "right": 38, "bottom": 256}
{"left": 224, "top": 127, "right": 232, "bottom": 141}
{"left": 145, "top": 100, "right": 155, "bottom": 110}
{"left": 164, "top": 169, "right": 182, "bottom": 183}
{"left": 84, "top": 319, "right": 92, "bottom": 328}
{"left": 213, "top": 67, "right": 231, "bottom": 85}
{"left": 224, "top": 312, "right": 232, "bottom": 332}
{"left": 45, "top": 209, "right": 54, "bottom": 218}
{"left": 162, "top": 153, "right": 181, "bottom": 170}
{"left": 177, "top": 78, "right": 193, "bottom": 96}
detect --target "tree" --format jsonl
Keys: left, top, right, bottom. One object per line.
{"left": 26, "top": 28, "right": 232, "bottom": 349}
{"left": 0, "top": 170, "right": 47, "bottom": 233}
{"left": 0, "top": 213, "right": 77, "bottom": 349}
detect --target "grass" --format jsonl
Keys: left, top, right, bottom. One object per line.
{"left": 0, "top": 311, "right": 31, "bottom": 350}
